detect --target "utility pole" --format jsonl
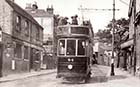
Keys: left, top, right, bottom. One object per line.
{"left": 133, "top": 0, "right": 136, "bottom": 75}
{"left": 110, "top": 0, "right": 115, "bottom": 76}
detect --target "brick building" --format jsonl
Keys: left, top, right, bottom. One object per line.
{"left": 24, "top": 2, "right": 55, "bottom": 69}
{"left": 0, "top": 0, "right": 43, "bottom": 76}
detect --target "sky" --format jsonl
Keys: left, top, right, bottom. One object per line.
{"left": 14, "top": 0, "right": 130, "bottom": 33}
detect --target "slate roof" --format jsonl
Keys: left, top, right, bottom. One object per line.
{"left": 6, "top": 0, "right": 43, "bottom": 29}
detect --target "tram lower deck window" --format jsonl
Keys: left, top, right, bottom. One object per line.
{"left": 66, "top": 40, "right": 76, "bottom": 55}
{"left": 78, "top": 40, "right": 85, "bottom": 55}
{"left": 59, "top": 40, "right": 65, "bottom": 55}
{"left": 58, "top": 39, "right": 86, "bottom": 56}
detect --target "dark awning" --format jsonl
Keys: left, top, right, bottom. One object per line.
{"left": 120, "top": 39, "right": 133, "bottom": 49}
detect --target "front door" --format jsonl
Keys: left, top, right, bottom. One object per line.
{"left": 0, "top": 44, "right": 3, "bottom": 77}
{"left": 30, "top": 48, "right": 34, "bottom": 70}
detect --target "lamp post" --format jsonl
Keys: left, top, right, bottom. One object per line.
{"left": 110, "top": 0, "right": 115, "bottom": 76}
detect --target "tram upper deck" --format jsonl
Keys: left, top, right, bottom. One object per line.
{"left": 56, "top": 25, "right": 93, "bottom": 38}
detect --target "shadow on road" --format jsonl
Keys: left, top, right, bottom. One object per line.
{"left": 108, "top": 75, "right": 128, "bottom": 80}
{"left": 88, "top": 76, "right": 108, "bottom": 83}
{"left": 87, "top": 75, "right": 128, "bottom": 83}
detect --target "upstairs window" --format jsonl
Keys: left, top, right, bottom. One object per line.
{"left": 24, "top": 20, "right": 29, "bottom": 36}
{"left": 16, "top": 16, "right": 21, "bottom": 32}
{"left": 36, "top": 27, "right": 40, "bottom": 40}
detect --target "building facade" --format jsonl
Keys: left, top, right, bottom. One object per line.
{"left": 93, "top": 37, "right": 113, "bottom": 66}
{"left": 133, "top": 0, "right": 140, "bottom": 76}
{"left": 0, "top": 0, "right": 43, "bottom": 76}
{"left": 120, "top": 0, "right": 140, "bottom": 77}
{"left": 25, "top": 3, "right": 55, "bottom": 69}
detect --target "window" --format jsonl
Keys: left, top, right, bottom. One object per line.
{"left": 58, "top": 40, "right": 65, "bottom": 55}
{"left": 66, "top": 40, "right": 76, "bottom": 55}
{"left": 24, "top": 20, "right": 29, "bottom": 36}
{"left": 78, "top": 40, "right": 86, "bottom": 55}
{"left": 58, "top": 39, "right": 86, "bottom": 56}
{"left": 14, "top": 43, "right": 22, "bottom": 58}
{"left": 35, "top": 50, "right": 40, "bottom": 61}
{"left": 16, "top": 16, "right": 21, "bottom": 32}
{"left": 36, "top": 27, "right": 40, "bottom": 40}
{"left": 24, "top": 46, "right": 28, "bottom": 59}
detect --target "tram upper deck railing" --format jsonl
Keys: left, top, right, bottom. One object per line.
{"left": 56, "top": 25, "right": 90, "bottom": 37}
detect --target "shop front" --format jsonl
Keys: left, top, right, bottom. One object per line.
{"left": 120, "top": 39, "right": 134, "bottom": 73}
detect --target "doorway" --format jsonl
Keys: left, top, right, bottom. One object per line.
{"left": 0, "top": 44, "right": 3, "bottom": 77}
{"left": 30, "top": 48, "right": 34, "bottom": 70}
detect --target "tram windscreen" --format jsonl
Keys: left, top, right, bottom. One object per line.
{"left": 58, "top": 39, "right": 86, "bottom": 56}
{"left": 66, "top": 40, "right": 76, "bottom": 55}
{"left": 78, "top": 40, "right": 86, "bottom": 55}
{"left": 59, "top": 40, "right": 65, "bottom": 55}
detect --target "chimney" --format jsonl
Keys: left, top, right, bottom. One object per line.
{"left": 25, "top": 3, "right": 32, "bottom": 10}
{"left": 46, "top": 5, "right": 54, "bottom": 14}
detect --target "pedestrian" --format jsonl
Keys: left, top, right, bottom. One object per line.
{"left": 71, "top": 15, "right": 78, "bottom": 25}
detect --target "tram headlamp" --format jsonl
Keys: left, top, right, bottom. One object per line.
{"left": 71, "top": 59, "right": 74, "bottom": 62}
{"left": 68, "top": 58, "right": 71, "bottom": 61}
{"left": 68, "top": 64, "right": 73, "bottom": 70}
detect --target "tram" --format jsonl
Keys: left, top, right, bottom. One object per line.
{"left": 56, "top": 24, "right": 94, "bottom": 83}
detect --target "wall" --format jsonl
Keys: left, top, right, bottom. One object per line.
{"left": 0, "top": 0, "right": 13, "bottom": 35}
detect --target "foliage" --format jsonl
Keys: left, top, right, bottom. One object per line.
{"left": 96, "top": 18, "right": 129, "bottom": 45}
{"left": 96, "top": 29, "right": 112, "bottom": 43}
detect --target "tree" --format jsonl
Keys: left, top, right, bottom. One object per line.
{"left": 96, "top": 29, "right": 112, "bottom": 44}
{"left": 95, "top": 18, "right": 129, "bottom": 67}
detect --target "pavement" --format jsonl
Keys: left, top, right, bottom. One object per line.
{"left": 90, "top": 64, "right": 140, "bottom": 84}
{"left": 0, "top": 69, "right": 56, "bottom": 83}
{"left": 0, "top": 65, "right": 139, "bottom": 84}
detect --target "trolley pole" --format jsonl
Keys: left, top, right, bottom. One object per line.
{"left": 110, "top": 0, "right": 115, "bottom": 76}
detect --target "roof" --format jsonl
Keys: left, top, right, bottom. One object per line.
{"left": 5, "top": 0, "right": 43, "bottom": 29}
{"left": 26, "top": 9, "right": 53, "bottom": 17}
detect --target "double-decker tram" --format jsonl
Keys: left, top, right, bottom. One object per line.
{"left": 56, "top": 24, "right": 94, "bottom": 83}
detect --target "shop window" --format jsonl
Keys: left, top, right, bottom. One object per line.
{"left": 24, "top": 46, "right": 28, "bottom": 59}
{"left": 35, "top": 50, "right": 40, "bottom": 61}
{"left": 14, "top": 43, "right": 22, "bottom": 58}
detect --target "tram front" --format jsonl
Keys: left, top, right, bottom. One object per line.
{"left": 56, "top": 25, "right": 93, "bottom": 82}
